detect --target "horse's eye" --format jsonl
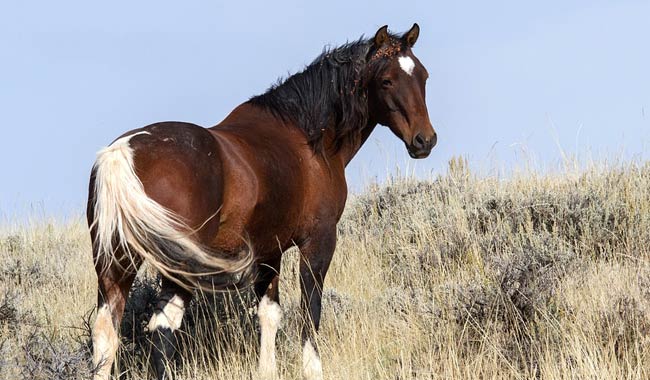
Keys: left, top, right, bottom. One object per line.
{"left": 382, "top": 79, "right": 393, "bottom": 88}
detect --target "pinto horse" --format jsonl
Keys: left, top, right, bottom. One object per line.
{"left": 87, "top": 23, "right": 436, "bottom": 380}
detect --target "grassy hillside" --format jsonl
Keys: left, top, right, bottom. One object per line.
{"left": 2, "top": 159, "right": 650, "bottom": 379}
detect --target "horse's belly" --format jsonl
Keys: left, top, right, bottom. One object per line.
{"left": 212, "top": 214, "right": 297, "bottom": 261}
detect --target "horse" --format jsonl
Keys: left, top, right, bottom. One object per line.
{"left": 87, "top": 23, "right": 436, "bottom": 380}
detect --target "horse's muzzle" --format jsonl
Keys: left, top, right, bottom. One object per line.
{"left": 407, "top": 132, "right": 437, "bottom": 158}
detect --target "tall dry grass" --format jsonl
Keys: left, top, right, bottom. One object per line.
{"left": 1, "top": 159, "right": 650, "bottom": 379}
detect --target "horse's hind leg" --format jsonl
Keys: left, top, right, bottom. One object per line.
{"left": 148, "top": 277, "right": 192, "bottom": 380}
{"left": 92, "top": 249, "right": 140, "bottom": 380}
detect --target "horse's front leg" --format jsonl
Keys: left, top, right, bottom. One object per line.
{"left": 255, "top": 259, "right": 282, "bottom": 380}
{"left": 298, "top": 227, "right": 336, "bottom": 380}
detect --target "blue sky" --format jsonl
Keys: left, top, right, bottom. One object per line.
{"left": 1, "top": 1, "right": 649, "bottom": 219}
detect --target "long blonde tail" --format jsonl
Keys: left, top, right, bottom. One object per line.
{"left": 90, "top": 131, "right": 253, "bottom": 290}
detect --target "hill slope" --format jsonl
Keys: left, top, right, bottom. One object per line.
{"left": 2, "top": 160, "right": 650, "bottom": 379}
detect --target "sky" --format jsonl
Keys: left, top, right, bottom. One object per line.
{"left": 1, "top": 1, "right": 649, "bottom": 219}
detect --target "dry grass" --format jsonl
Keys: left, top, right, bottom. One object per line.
{"left": 2, "top": 159, "right": 650, "bottom": 379}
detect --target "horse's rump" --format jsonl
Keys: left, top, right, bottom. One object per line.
{"left": 88, "top": 124, "right": 254, "bottom": 290}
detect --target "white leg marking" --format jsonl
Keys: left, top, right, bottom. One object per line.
{"left": 302, "top": 339, "right": 323, "bottom": 380}
{"left": 147, "top": 295, "right": 185, "bottom": 332}
{"left": 257, "top": 295, "right": 282, "bottom": 379}
{"left": 92, "top": 304, "right": 118, "bottom": 380}
{"left": 398, "top": 55, "right": 415, "bottom": 76}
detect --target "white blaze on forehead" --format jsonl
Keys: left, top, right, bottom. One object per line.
{"left": 147, "top": 295, "right": 185, "bottom": 331}
{"left": 398, "top": 55, "right": 415, "bottom": 76}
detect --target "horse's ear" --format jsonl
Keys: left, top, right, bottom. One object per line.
{"left": 373, "top": 25, "right": 390, "bottom": 47}
{"left": 403, "top": 23, "right": 420, "bottom": 47}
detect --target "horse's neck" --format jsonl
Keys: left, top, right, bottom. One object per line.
{"left": 324, "top": 122, "right": 377, "bottom": 167}
{"left": 218, "top": 103, "right": 377, "bottom": 167}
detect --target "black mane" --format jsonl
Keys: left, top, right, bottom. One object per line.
{"left": 248, "top": 34, "right": 400, "bottom": 152}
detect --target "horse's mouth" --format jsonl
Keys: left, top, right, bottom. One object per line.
{"left": 407, "top": 147, "right": 432, "bottom": 159}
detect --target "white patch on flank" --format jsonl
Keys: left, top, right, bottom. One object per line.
{"left": 92, "top": 304, "right": 118, "bottom": 380}
{"left": 147, "top": 295, "right": 186, "bottom": 331}
{"left": 398, "top": 55, "right": 415, "bottom": 76}
{"left": 302, "top": 339, "right": 323, "bottom": 380}
{"left": 257, "top": 296, "right": 282, "bottom": 379}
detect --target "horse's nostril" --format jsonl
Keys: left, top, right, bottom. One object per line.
{"left": 414, "top": 134, "right": 425, "bottom": 148}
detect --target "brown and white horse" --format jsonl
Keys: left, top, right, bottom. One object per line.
{"left": 87, "top": 24, "right": 436, "bottom": 380}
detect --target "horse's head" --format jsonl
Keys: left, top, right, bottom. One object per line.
{"left": 366, "top": 24, "right": 437, "bottom": 159}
